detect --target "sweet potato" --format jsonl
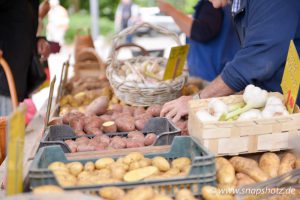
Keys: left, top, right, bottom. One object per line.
{"left": 278, "top": 153, "right": 296, "bottom": 175}
{"left": 259, "top": 153, "right": 280, "bottom": 178}
{"left": 115, "top": 116, "right": 135, "bottom": 132}
{"left": 146, "top": 104, "right": 162, "bottom": 117}
{"left": 62, "top": 112, "right": 84, "bottom": 124}
{"left": 69, "top": 118, "right": 85, "bottom": 135}
{"left": 110, "top": 104, "right": 123, "bottom": 113}
{"left": 236, "top": 173, "right": 256, "bottom": 187}
{"left": 102, "top": 121, "right": 117, "bottom": 133}
{"left": 109, "top": 136, "right": 126, "bottom": 149}
{"left": 230, "top": 156, "right": 268, "bottom": 182}
{"left": 83, "top": 116, "right": 103, "bottom": 135}
{"left": 85, "top": 96, "right": 109, "bottom": 116}
{"left": 99, "top": 114, "right": 113, "bottom": 122}
{"left": 122, "top": 106, "right": 134, "bottom": 116}
{"left": 144, "top": 133, "right": 157, "bottom": 146}
{"left": 134, "top": 107, "right": 146, "bottom": 117}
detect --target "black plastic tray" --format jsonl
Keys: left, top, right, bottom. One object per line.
{"left": 39, "top": 117, "right": 181, "bottom": 153}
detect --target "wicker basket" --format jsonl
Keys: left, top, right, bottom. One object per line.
{"left": 74, "top": 48, "right": 106, "bottom": 78}
{"left": 188, "top": 94, "right": 300, "bottom": 156}
{"left": 106, "top": 22, "right": 187, "bottom": 106}
{"left": 0, "top": 50, "right": 18, "bottom": 164}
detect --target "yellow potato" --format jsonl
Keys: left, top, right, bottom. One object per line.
{"left": 68, "top": 162, "right": 83, "bottom": 176}
{"left": 171, "top": 157, "right": 191, "bottom": 171}
{"left": 116, "top": 157, "right": 125, "bottom": 164}
{"left": 175, "top": 189, "right": 197, "bottom": 200}
{"left": 110, "top": 163, "right": 129, "bottom": 171}
{"left": 216, "top": 157, "right": 236, "bottom": 186}
{"left": 124, "top": 152, "right": 144, "bottom": 164}
{"left": 78, "top": 171, "right": 92, "bottom": 180}
{"left": 84, "top": 161, "right": 95, "bottom": 172}
{"left": 99, "top": 187, "right": 125, "bottom": 200}
{"left": 129, "top": 162, "right": 141, "bottom": 171}
{"left": 152, "top": 157, "right": 170, "bottom": 172}
{"left": 55, "top": 172, "right": 77, "bottom": 187}
{"left": 123, "top": 166, "right": 159, "bottom": 182}
{"left": 164, "top": 168, "right": 180, "bottom": 177}
{"left": 152, "top": 195, "right": 173, "bottom": 200}
{"left": 278, "top": 153, "right": 296, "bottom": 175}
{"left": 202, "top": 186, "right": 234, "bottom": 200}
{"left": 259, "top": 153, "right": 280, "bottom": 178}
{"left": 94, "top": 168, "right": 111, "bottom": 179}
{"left": 95, "top": 157, "right": 115, "bottom": 169}
{"left": 124, "top": 186, "right": 155, "bottom": 200}
{"left": 111, "top": 165, "right": 126, "bottom": 180}
{"left": 48, "top": 162, "right": 68, "bottom": 172}
{"left": 33, "top": 185, "right": 64, "bottom": 194}
{"left": 230, "top": 156, "right": 268, "bottom": 182}
{"left": 138, "top": 158, "right": 152, "bottom": 167}
{"left": 236, "top": 173, "right": 256, "bottom": 187}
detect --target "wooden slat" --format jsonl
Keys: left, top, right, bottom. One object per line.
{"left": 66, "top": 145, "right": 171, "bottom": 160}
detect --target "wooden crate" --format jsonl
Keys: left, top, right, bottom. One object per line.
{"left": 188, "top": 95, "right": 300, "bottom": 156}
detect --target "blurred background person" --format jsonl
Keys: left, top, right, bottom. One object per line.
{"left": 157, "top": 0, "right": 240, "bottom": 83}
{"left": 115, "top": 0, "right": 140, "bottom": 43}
{"left": 47, "top": 0, "right": 69, "bottom": 45}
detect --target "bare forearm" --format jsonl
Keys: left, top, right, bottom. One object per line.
{"left": 165, "top": 6, "right": 193, "bottom": 37}
{"left": 200, "top": 76, "right": 236, "bottom": 98}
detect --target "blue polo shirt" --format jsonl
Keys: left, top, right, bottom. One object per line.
{"left": 221, "top": 0, "right": 300, "bottom": 105}
{"left": 187, "top": 2, "right": 240, "bottom": 81}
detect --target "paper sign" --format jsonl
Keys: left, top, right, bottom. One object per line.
{"left": 6, "top": 106, "right": 26, "bottom": 196}
{"left": 281, "top": 40, "right": 300, "bottom": 113}
{"left": 163, "top": 45, "right": 189, "bottom": 80}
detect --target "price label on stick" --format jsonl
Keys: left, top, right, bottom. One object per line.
{"left": 281, "top": 40, "right": 300, "bottom": 113}
{"left": 163, "top": 45, "right": 189, "bottom": 80}
{"left": 6, "top": 105, "right": 26, "bottom": 196}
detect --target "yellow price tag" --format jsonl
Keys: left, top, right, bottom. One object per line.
{"left": 163, "top": 45, "right": 189, "bottom": 80}
{"left": 281, "top": 40, "right": 300, "bottom": 113}
{"left": 6, "top": 106, "right": 26, "bottom": 196}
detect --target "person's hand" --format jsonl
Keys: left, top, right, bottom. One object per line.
{"left": 37, "top": 38, "right": 51, "bottom": 61}
{"left": 157, "top": 0, "right": 173, "bottom": 15}
{"left": 160, "top": 96, "right": 192, "bottom": 123}
{"left": 39, "top": 0, "right": 50, "bottom": 19}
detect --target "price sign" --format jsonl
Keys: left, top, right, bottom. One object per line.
{"left": 163, "top": 45, "right": 189, "bottom": 80}
{"left": 281, "top": 40, "right": 300, "bottom": 113}
{"left": 6, "top": 106, "right": 26, "bottom": 196}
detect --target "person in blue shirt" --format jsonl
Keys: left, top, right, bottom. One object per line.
{"left": 157, "top": 0, "right": 240, "bottom": 82}
{"left": 161, "top": 0, "right": 300, "bottom": 123}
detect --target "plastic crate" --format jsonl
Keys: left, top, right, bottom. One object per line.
{"left": 236, "top": 169, "right": 300, "bottom": 200}
{"left": 29, "top": 136, "right": 216, "bottom": 196}
{"left": 39, "top": 117, "right": 181, "bottom": 153}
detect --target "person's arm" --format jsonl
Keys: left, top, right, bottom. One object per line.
{"left": 200, "top": 76, "right": 235, "bottom": 98}
{"left": 219, "top": 0, "right": 299, "bottom": 92}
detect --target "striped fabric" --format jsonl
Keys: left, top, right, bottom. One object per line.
{"left": 231, "top": 0, "right": 241, "bottom": 13}
{"left": 0, "top": 95, "right": 12, "bottom": 116}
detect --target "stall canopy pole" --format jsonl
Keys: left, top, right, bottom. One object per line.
{"left": 90, "top": 0, "right": 99, "bottom": 40}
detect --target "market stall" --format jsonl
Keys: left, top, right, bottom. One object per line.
{"left": 1, "top": 18, "right": 300, "bottom": 200}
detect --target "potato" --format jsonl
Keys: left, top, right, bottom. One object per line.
{"left": 96, "top": 168, "right": 112, "bottom": 179}
{"left": 278, "top": 153, "right": 296, "bottom": 175}
{"left": 96, "top": 135, "right": 110, "bottom": 145}
{"left": 216, "top": 157, "right": 236, "bottom": 186}
{"left": 111, "top": 104, "right": 123, "bottom": 113}
{"left": 109, "top": 136, "right": 126, "bottom": 149}
{"left": 259, "top": 153, "right": 280, "bottom": 178}
{"left": 202, "top": 186, "right": 234, "bottom": 200}
{"left": 95, "top": 157, "right": 115, "bottom": 169}
{"left": 152, "top": 156, "right": 170, "bottom": 172}
{"left": 102, "top": 121, "right": 117, "bottom": 133}
{"left": 84, "top": 161, "right": 95, "bottom": 172}
{"left": 164, "top": 168, "right": 180, "bottom": 177}
{"left": 296, "top": 158, "right": 300, "bottom": 169}
{"left": 55, "top": 172, "right": 77, "bottom": 187}
{"left": 48, "top": 162, "right": 68, "bottom": 172}
{"left": 70, "top": 118, "right": 85, "bottom": 136}
{"left": 68, "top": 162, "right": 83, "bottom": 176}
{"left": 99, "top": 114, "right": 113, "bottom": 122}
{"left": 123, "top": 166, "right": 159, "bottom": 182}
{"left": 129, "top": 162, "right": 141, "bottom": 171}
{"left": 99, "top": 187, "right": 125, "bottom": 200}
{"left": 122, "top": 106, "right": 135, "bottom": 116}
{"left": 146, "top": 104, "right": 162, "bottom": 117}
{"left": 48, "top": 117, "right": 63, "bottom": 126}
{"left": 172, "top": 157, "right": 191, "bottom": 171}
{"left": 77, "top": 144, "right": 96, "bottom": 152}
{"left": 75, "top": 137, "right": 90, "bottom": 145}
{"left": 86, "top": 96, "right": 109, "bottom": 116}
{"left": 230, "top": 156, "right": 268, "bottom": 182}
{"left": 175, "top": 189, "right": 196, "bottom": 200}
{"left": 64, "top": 140, "right": 77, "bottom": 153}
{"left": 182, "top": 165, "right": 191, "bottom": 175}
{"left": 125, "top": 152, "right": 144, "bottom": 163}
{"left": 152, "top": 195, "right": 172, "bottom": 200}
{"left": 83, "top": 116, "right": 103, "bottom": 135}
{"left": 115, "top": 116, "right": 135, "bottom": 132}
{"left": 123, "top": 186, "right": 155, "bottom": 200}
{"left": 110, "top": 163, "right": 129, "bottom": 171}
{"left": 134, "top": 107, "right": 146, "bottom": 117}
{"left": 126, "top": 139, "right": 144, "bottom": 148}
{"left": 236, "top": 173, "right": 256, "bottom": 187}
{"left": 135, "top": 113, "right": 152, "bottom": 131}
{"left": 138, "top": 158, "right": 152, "bottom": 168}
{"left": 111, "top": 165, "right": 127, "bottom": 180}
{"left": 33, "top": 185, "right": 64, "bottom": 194}
{"left": 144, "top": 133, "right": 157, "bottom": 146}
{"left": 128, "top": 131, "right": 145, "bottom": 142}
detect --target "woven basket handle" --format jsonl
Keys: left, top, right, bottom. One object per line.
{"left": 0, "top": 50, "right": 18, "bottom": 111}
{"left": 108, "top": 22, "right": 182, "bottom": 68}
{"left": 115, "top": 43, "right": 149, "bottom": 56}
{"left": 76, "top": 48, "right": 106, "bottom": 70}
